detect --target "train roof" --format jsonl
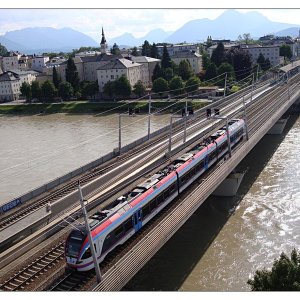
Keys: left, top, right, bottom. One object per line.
{"left": 83, "top": 118, "right": 244, "bottom": 233}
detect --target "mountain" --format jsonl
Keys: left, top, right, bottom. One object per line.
{"left": 110, "top": 28, "right": 173, "bottom": 47}
{"left": 0, "top": 27, "right": 98, "bottom": 53}
{"left": 275, "top": 27, "right": 300, "bottom": 37}
{"left": 0, "top": 36, "right": 26, "bottom": 51}
{"left": 166, "top": 10, "right": 300, "bottom": 43}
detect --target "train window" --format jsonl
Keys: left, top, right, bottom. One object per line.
{"left": 157, "top": 194, "right": 164, "bottom": 205}
{"left": 81, "top": 244, "right": 97, "bottom": 259}
{"left": 81, "top": 247, "right": 91, "bottom": 259}
{"left": 208, "top": 150, "right": 216, "bottom": 160}
{"left": 150, "top": 199, "right": 157, "bottom": 211}
{"left": 142, "top": 204, "right": 151, "bottom": 218}
{"left": 164, "top": 189, "right": 170, "bottom": 199}
{"left": 114, "top": 224, "right": 124, "bottom": 237}
{"left": 102, "top": 234, "right": 113, "bottom": 254}
{"left": 169, "top": 183, "right": 176, "bottom": 194}
{"left": 190, "top": 166, "right": 196, "bottom": 177}
{"left": 196, "top": 160, "right": 204, "bottom": 171}
{"left": 124, "top": 218, "right": 133, "bottom": 232}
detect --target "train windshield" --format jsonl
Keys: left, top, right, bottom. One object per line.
{"left": 65, "top": 230, "right": 86, "bottom": 258}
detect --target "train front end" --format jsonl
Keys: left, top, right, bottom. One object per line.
{"left": 65, "top": 229, "right": 87, "bottom": 270}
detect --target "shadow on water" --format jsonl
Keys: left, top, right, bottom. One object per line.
{"left": 123, "top": 115, "right": 299, "bottom": 291}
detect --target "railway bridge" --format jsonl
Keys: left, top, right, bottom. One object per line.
{"left": 0, "top": 61, "right": 300, "bottom": 291}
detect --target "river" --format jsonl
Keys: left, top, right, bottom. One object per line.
{"left": 1, "top": 112, "right": 299, "bottom": 291}
{"left": 124, "top": 115, "right": 300, "bottom": 291}
{"left": 0, "top": 113, "right": 170, "bottom": 204}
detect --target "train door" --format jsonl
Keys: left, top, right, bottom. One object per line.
{"left": 133, "top": 210, "right": 142, "bottom": 232}
{"left": 204, "top": 155, "right": 209, "bottom": 170}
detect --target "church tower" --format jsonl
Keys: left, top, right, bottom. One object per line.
{"left": 100, "top": 27, "right": 108, "bottom": 54}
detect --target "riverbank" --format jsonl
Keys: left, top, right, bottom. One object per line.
{"left": 0, "top": 100, "right": 210, "bottom": 115}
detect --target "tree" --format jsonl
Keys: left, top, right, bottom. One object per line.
{"left": 218, "top": 62, "right": 235, "bottom": 86}
{"left": 65, "top": 57, "right": 80, "bottom": 91}
{"left": 52, "top": 66, "right": 61, "bottom": 88}
{"left": 141, "top": 40, "right": 151, "bottom": 57}
{"left": 131, "top": 47, "right": 139, "bottom": 56}
{"left": 114, "top": 75, "right": 131, "bottom": 98}
{"left": 0, "top": 43, "right": 8, "bottom": 56}
{"left": 161, "top": 45, "right": 172, "bottom": 69}
{"left": 152, "top": 77, "right": 169, "bottom": 95}
{"left": 58, "top": 82, "right": 74, "bottom": 100}
{"left": 20, "top": 82, "right": 32, "bottom": 102}
{"left": 225, "top": 48, "right": 252, "bottom": 80}
{"left": 152, "top": 63, "right": 163, "bottom": 81}
{"left": 280, "top": 44, "right": 292, "bottom": 60}
{"left": 163, "top": 67, "right": 174, "bottom": 82}
{"left": 264, "top": 58, "right": 271, "bottom": 71}
{"left": 204, "top": 62, "right": 218, "bottom": 80}
{"left": 103, "top": 81, "right": 115, "bottom": 99}
{"left": 257, "top": 53, "right": 271, "bottom": 71}
{"left": 111, "top": 43, "right": 121, "bottom": 55}
{"left": 178, "top": 59, "right": 193, "bottom": 80}
{"left": 150, "top": 43, "right": 159, "bottom": 58}
{"left": 133, "top": 80, "right": 146, "bottom": 97}
{"left": 169, "top": 76, "right": 184, "bottom": 95}
{"left": 247, "top": 249, "right": 300, "bottom": 291}
{"left": 238, "top": 33, "right": 253, "bottom": 45}
{"left": 202, "top": 51, "right": 211, "bottom": 70}
{"left": 185, "top": 76, "right": 201, "bottom": 93}
{"left": 211, "top": 42, "right": 226, "bottom": 67}
{"left": 31, "top": 81, "right": 42, "bottom": 100}
{"left": 41, "top": 80, "right": 57, "bottom": 102}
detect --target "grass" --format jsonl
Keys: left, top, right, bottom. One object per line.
{"left": 0, "top": 100, "right": 209, "bottom": 115}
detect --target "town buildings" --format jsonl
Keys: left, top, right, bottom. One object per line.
{"left": 0, "top": 70, "right": 38, "bottom": 102}
{"left": 170, "top": 50, "right": 202, "bottom": 74}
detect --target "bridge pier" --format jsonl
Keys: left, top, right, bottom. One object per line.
{"left": 212, "top": 171, "right": 245, "bottom": 197}
{"left": 267, "top": 117, "right": 289, "bottom": 135}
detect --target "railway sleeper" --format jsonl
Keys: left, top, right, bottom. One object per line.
{"left": 2, "top": 285, "right": 14, "bottom": 291}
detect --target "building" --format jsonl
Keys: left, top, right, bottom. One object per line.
{"left": 97, "top": 58, "right": 143, "bottom": 92}
{"left": 156, "top": 43, "right": 199, "bottom": 57}
{"left": 0, "top": 70, "right": 38, "bottom": 102}
{"left": 32, "top": 55, "right": 50, "bottom": 72}
{"left": 2, "top": 52, "right": 22, "bottom": 72}
{"left": 240, "top": 44, "right": 284, "bottom": 67}
{"left": 207, "top": 43, "right": 238, "bottom": 57}
{"left": 170, "top": 50, "right": 202, "bottom": 74}
{"left": 130, "top": 56, "right": 161, "bottom": 87}
{"left": 75, "top": 51, "right": 101, "bottom": 57}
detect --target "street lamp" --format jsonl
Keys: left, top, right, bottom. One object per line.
{"left": 78, "top": 181, "right": 102, "bottom": 283}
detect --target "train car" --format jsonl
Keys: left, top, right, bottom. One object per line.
{"left": 65, "top": 119, "right": 245, "bottom": 271}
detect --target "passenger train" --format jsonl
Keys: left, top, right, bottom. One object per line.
{"left": 65, "top": 118, "right": 246, "bottom": 271}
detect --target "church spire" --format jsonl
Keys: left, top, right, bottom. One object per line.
{"left": 101, "top": 27, "right": 106, "bottom": 44}
{"left": 100, "top": 27, "right": 108, "bottom": 54}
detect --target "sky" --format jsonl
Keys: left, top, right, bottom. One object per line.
{"left": 0, "top": 6, "right": 300, "bottom": 42}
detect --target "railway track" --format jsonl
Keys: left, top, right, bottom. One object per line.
{"left": 0, "top": 81, "right": 267, "bottom": 231}
{"left": 1, "top": 76, "right": 298, "bottom": 292}
{"left": 0, "top": 242, "right": 65, "bottom": 291}
{"left": 49, "top": 271, "right": 95, "bottom": 291}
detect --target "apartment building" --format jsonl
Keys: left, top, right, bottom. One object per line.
{"left": 171, "top": 50, "right": 202, "bottom": 74}
{"left": 0, "top": 70, "right": 38, "bottom": 102}
{"left": 97, "top": 58, "right": 143, "bottom": 92}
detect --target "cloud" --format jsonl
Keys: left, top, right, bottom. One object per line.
{"left": 0, "top": 8, "right": 299, "bottom": 42}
